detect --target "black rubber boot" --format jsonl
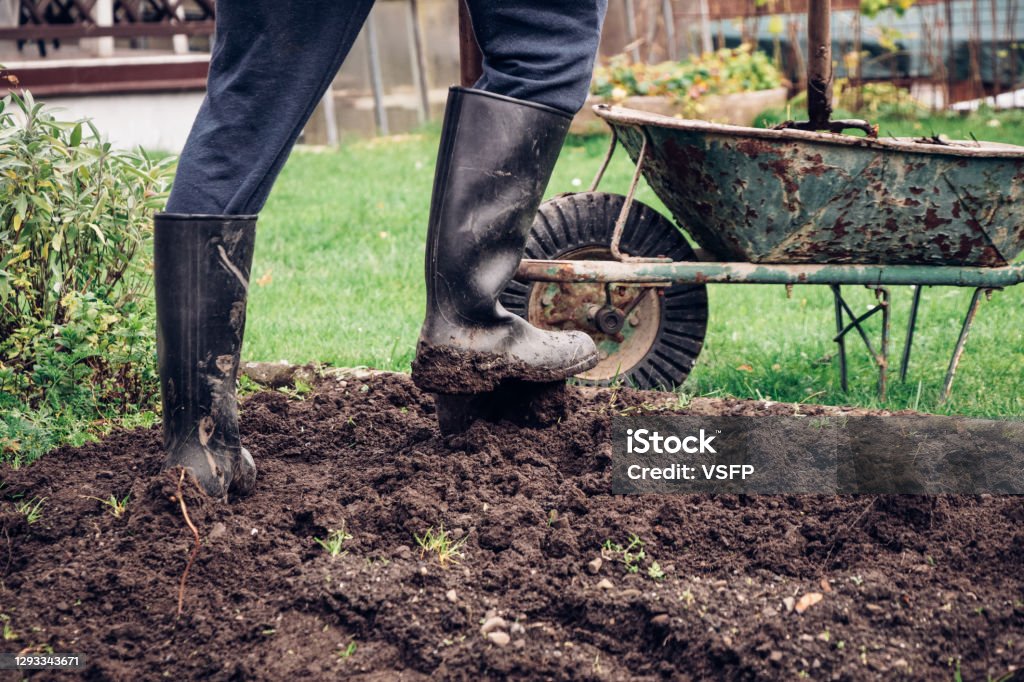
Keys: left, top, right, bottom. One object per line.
{"left": 412, "top": 87, "right": 599, "bottom": 395}
{"left": 154, "top": 214, "right": 257, "bottom": 499}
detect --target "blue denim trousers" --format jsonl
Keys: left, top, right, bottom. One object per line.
{"left": 166, "top": 1, "right": 608, "bottom": 216}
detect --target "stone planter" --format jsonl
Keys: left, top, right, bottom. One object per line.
{"left": 570, "top": 87, "right": 789, "bottom": 135}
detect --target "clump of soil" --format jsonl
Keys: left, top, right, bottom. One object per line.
{"left": 2, "top": 373, "right": 1022, "bottom": 680}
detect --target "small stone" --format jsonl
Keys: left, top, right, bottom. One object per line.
{"left": 446, "top": 589, "right": 458, "bottom": 603}
{"left": 512, "top": 638, "right": 526, "bottom": 649}
{"left": 722, "top": 635, "right": 733, "bottom": 648}
{"left": 419, "top": 566, "right": 428, "bottom": 576}
{"left": 769, "top": 651, "right": 783, "bottom": 663}
{"left": 587, "top": 557, "right": 603, "bottom": 574}
{"left": 782, "top": 597, "right": 796, "bottom": 613}
{"left": 485, "top": 608, "right": 497, "bottom": 619}
{"left": 596, "top": 578, "right": 614, "bottom": 590}
{"left": 794, "top": 592, "right": 824, "bottom": 614}
{"left": 487, "top": 632, "right": 511, "bottom": 647}
{"left": 480, "top": 616, "right": 509, "bottom": 636}
{"left": 620, "top": 589, "right": 642, "bottom": 599}
{"left": 510, "top": 622, "right": 526, "bottom": 635}
{"left": 650, "top": 614, "right": 670, "bottom": 627}
{"left": 394, "top": 545, "right": 411, "bottom": 559}
{"left": 762, "top": 607, "right": 779, "bottom": 618}
{"left": 865, "top": 603, "right": 884, "bottom": 613}
{"left": 209, "top": 522, "right": 227, "bottom": 540}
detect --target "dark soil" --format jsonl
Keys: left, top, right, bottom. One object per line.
{"left": 2, "top": 372, "right": 1022, "bottom": 681}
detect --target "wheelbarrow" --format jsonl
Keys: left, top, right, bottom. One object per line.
{"left": 461, "top": 0, "right": 1024, "bottom": 402}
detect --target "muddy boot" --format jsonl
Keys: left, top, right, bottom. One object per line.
{"left": 412, "top": 87, "right": 599, "bottom": 395}
{"left": 154, "top": 214, "right": 257, "bottom": 500}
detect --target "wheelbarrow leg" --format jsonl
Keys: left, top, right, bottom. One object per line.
{"left": 876, "top": 286, "right": 890, "bottom": 403}
{"left": 831, "top": 285, "right": 848, "bottom": 393}
{"left": 942, "top": 288, "right": 985, "bottom": 403}
{"left": 900, "top": 285, "right": 923, "bottom": 382}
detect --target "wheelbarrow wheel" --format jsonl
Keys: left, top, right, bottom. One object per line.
{"left": 501, "top": 191, "right": 708, "bottom": 391}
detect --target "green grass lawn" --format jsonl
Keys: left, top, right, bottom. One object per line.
{"left": 250, "top": 111, "right": 1024, "bottom": 419}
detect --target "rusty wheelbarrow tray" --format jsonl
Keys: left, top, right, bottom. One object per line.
{"left": 512, "top": 106, "right": 1024, "bottom": 403}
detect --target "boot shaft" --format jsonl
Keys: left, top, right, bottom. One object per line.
{"left": 424, "top": 88, "right": 571, "bottom": 328}
{"left": 154, "top": 214, "right": 256, "bottom": 453}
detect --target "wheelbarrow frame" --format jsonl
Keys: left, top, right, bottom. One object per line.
{"left": 515, "top": 118, "right": 1024, "bottom": 403}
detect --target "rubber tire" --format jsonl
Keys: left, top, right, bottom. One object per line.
{"left": 501, "top": 191, "right": 709, "bottom": 391}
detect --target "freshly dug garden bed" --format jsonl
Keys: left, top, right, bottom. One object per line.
{"left": 2, "top": 372, "right": 1022, "bottom": 681}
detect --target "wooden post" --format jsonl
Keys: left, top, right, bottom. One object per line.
{"left": 408, "top": 0, "right": 431, "bottom": 123}
{"left": 624, "top": 0, "right": 640, "bottom": 62}
{"left": 806, "top": 0, "right": 833, "bottom": 127}
{"left": 458, "top": 0, "right": 483, "bottom": 87}
{"left": 365, "top": 9, "right": 389, "bottom": 136}
{"left": 662, "top": 0, "right": 677, "bottom": 61}
{"left": 698, "top": 0, "right": 712, "bottom": 55}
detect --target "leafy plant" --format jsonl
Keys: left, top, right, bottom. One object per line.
{"left": 85, "top": 493, "right": 129, "bottom": 518}
{"left": 314, "top": 522, "right": 353, "bottom": 557}
{"left": 415, "top": 523, "right": 466, "bottom": 567}
{"left": 337, "top": 641, "right": 357, "bottom": 659}
{"left": 602, "top": 534, "right": 647, "bottom": 574}
{"left": 591, "top": 44, "right": 784, "bottom": 118}
{"left": 0, "top": 91, "right": 174, "bottom": 464}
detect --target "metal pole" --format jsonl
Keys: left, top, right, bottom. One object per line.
{"left": 807, "top": 0, "right": 834, "bottom": 127}
{"left": 407, "top": 0, "right": 430, "bottom": 124}
{"left": 515, "top": 259, "right": 1024, "bottom": 288}
{"left": 458, "top": 0, "right": 483, "bottom": 87}
{"left": 365, "top": 8, "right": 389, "bottom": 136}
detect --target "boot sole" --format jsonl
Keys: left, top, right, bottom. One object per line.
{"left": 411, "top": 345, "right": 599, "bottom": 395}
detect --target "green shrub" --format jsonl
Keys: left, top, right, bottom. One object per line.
{"left": 0, "top": 91, "right": 174, "bottom": 463}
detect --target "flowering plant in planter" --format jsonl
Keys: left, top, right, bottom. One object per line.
{"left": 591, "top": 45, "right": 785, "bottom": 118}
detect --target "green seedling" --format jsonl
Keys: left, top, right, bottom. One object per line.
{"left": 15, "top": 496, "right": 44, "bottom": 524}
{"left": 314, "top": 523, "right": 353, "bottom": 557}
{"left": 337, "top": 641, "right": 357, "bottom": 659}
{"left": 84, "top": 493, "right": 129, "bottom": 518}
{"left": 415, "top": 523, "right": 466, "bottom": 567}
{"left": 602, "top": 534, "right": 646, "bottom": 574}
{"left": 1, "top": 614, "right": 16, "bottom": 641}
{"left": 279, "top": 378, "right": 313, "bottom": 400}
{"left": 647, "top": 561, "right": 666, "bottom": 581}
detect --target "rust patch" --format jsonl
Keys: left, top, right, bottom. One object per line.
{"left": 736, "top": 138, "right": 777, "bottom": 159}
{"left": 831, "top": 217, "right": 851, "bottom": 238}
{"left": 923, "top": 207, "right": 952, "bottom": 231}
{"left": 800, "top": 153, "right": 828, "bottom": 177}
